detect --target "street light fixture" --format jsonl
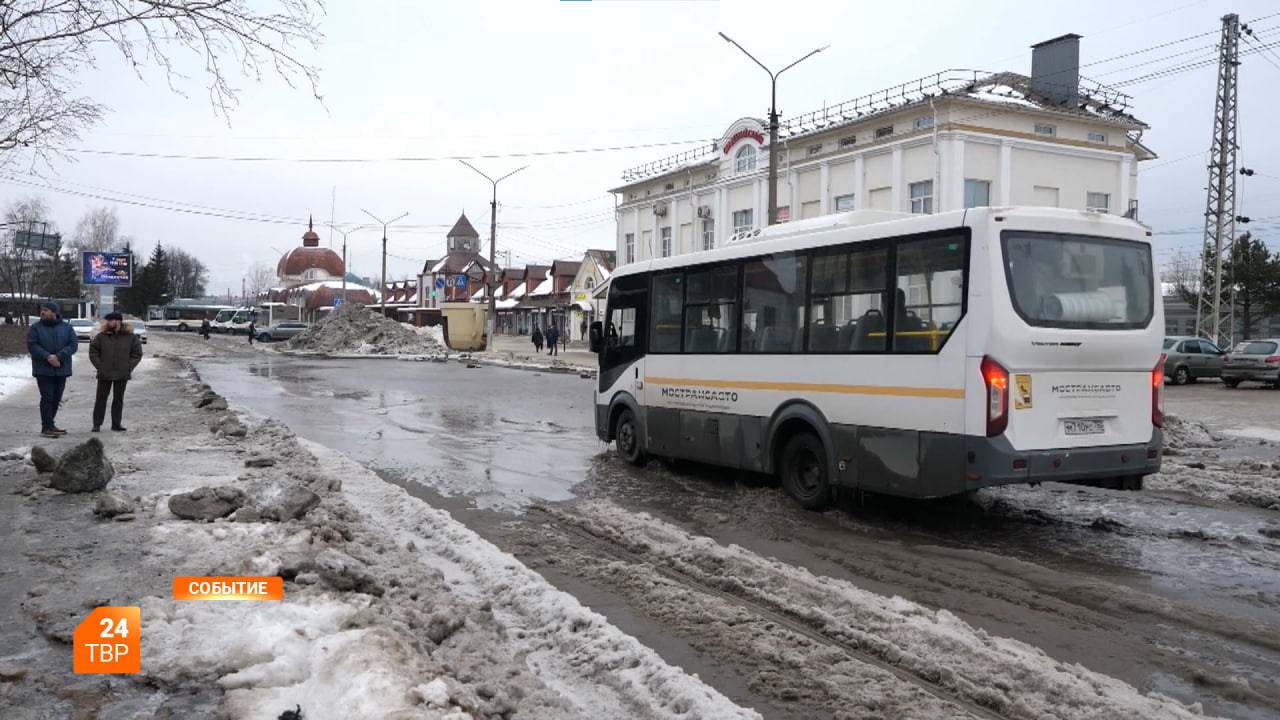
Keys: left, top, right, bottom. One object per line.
{"left": 718, "top": 32, "right": 828, "bottom": 226}
{"left": 326, "top": 223, "right": 364, "bottom": 307}
{"left": 459, "top": 160, "right": 528, "bottom": 346}
{"left": 360, "top": 209, "right": 409, "bottom": 315}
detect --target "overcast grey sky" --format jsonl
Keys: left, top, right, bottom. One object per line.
{"left": 3, "top": 0, "right": 1278, "bottom": 296}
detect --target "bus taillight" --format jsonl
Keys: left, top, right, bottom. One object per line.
{"left": 980, "top": 356, "right": 1009, "bottom": 437}
{"left": 1152, "top": 354, "right": 1165, "bottom": 429}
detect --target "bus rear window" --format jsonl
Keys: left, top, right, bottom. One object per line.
{"left": 1001, "top": 231, "right": 1153, "bottom": 330}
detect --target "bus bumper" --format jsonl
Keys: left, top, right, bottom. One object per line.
{"left": 965, "top": 430, "right": 1162, "bottom": 488}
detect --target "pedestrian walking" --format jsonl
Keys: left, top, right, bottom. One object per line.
{"left": 545, "top": 323, "right": 560, "bottom": 356}
{"left": 247, "top": 320, "right": 256, "bottom": 345}
{"left": 200, "top": 318, "right": 212, "bottom": 340}
{"left": 88, "top": 312, "right": 143, "bottom": 432}
{"left": 26, "top": 302, "right": 77, "bottom": 438}
{"left": 580, "top": 317, "right": 588, "bottom": 342}
{"left": 531, "top": 326, "right": 544, "bottom": 353}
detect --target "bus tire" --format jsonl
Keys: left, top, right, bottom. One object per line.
{"left": 780, "top": 431, "right": 830, "bottom": 510}
{"left": 177, "top": 323, "right": 188, "bottom": 332}
{"left": 614, "top": 409, "right": 646, "bottom": 466}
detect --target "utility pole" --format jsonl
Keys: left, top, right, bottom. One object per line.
{"left": 361, "top": 210, "right": 410, "bottom": 316}
{"left": 718, "top": 33, "right": 828, "bottom": 226}
{"left": 459, "top": 160, "right": 528, "bottom": 345}
{"left": 1195, "top": 13, "right": 1240, "bottom": 349}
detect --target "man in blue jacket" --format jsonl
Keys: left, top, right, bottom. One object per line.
{"left": 27, "top": 301, "right": 78, "bottom": 438}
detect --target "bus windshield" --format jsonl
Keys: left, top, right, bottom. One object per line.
{"left": 1001, "top": 231, "right": 1152, "bottom": 330}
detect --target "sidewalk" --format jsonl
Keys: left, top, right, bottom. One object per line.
{"left": 479, "top": 334, "right": 597, "bottom": 373}
{"left": 0, "top": 342, "right": 750, "bottom": 719}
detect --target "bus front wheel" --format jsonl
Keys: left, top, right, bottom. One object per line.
{"left": 780, "top": 432, "right": 830, "bottom": 510}
{"left": 177, "top": 323, "right": 188, "bottom": 332}
{"left": 614, "top": 409, "right": 646, "bottom": 466}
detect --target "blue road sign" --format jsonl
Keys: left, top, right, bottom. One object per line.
{"left": 332, "top": 297, "right": 344, "bottom": 307}
{"left": 453, "top": 274, "right": 467, "bottom": 288}
{"left": 433, "top": 277, "right": 446, "bottom": 289}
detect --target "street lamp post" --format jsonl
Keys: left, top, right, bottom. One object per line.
{"left": 326, "top": 224, "right": 363, "bottom": 307}
{"left": 459, "top": 160, "right": 528, "bottom": 347}
{"left": 361, "top": 210, "right": 409, "bottom": 316}
{"left": 718, "top": 33, "right": 828, "bottom": 226}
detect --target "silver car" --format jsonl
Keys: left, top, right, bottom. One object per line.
{"left": 254, "top": 321, "right": 308, "bottom": 342}
{"left": 1162, "top": 336, "right": 1225, "bottom": 385}
{"left": 1221, "top": 338, "right": 1280, "bottom": 388}
{"left": 69, "top": 318, "right": 95, "bottom": 341}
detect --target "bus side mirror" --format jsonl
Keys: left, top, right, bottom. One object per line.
{"left": 589, "top": 321, "right": 604, "bottom": 353}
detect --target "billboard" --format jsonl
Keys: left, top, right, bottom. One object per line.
{"left": 81, "top": 252, "right": 133, "bottom": 287}
{"left": 13, "top": 229, "right": 62, "bottom": 253}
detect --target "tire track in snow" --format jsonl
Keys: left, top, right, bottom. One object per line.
{"left": 530, "top": 507, "right": 1007, "bottom": 720}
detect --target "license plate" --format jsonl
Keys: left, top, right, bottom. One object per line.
{"left": 1063, "top": 418, "right": 1105, "bottom": 435}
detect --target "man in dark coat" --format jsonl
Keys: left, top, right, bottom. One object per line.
{"left": 27, "top": 301, "right": 78, "bottom": 438}
{"left": 545, "top": 323, "right": 560, "bottom": 356}
{"left": 88, "top": 312, "right": 143, "bottom": 432}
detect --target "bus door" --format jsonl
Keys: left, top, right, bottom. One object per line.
{"left": 598, "top": 274, "right": 648, "bottom": 403}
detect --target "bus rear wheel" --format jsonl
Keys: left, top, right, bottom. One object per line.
{"left": 780, "top": 431, "right": 830, "bottom": 510}
{"left": 614, "top": 409, "right": 646, "bottom": 466}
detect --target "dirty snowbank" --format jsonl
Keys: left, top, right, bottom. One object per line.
{"left": 547, "top": 500, "right": 1211, "bottom": 720}
{"left": 285, "top": 303, "right": 442, "bottom": 356}
{"left": 1153, "top": 415, "right": 1280, "bottom": 510}
{"left": 300, "top": 438, "right": 757, "bottom": 719}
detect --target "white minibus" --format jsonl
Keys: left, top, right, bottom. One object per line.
{"left": 590, "top": 207, "right": 1164, "bottom": 507}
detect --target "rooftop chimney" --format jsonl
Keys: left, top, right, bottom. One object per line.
{"left": 1030, "top": 33, "right": 1081, "bottom": 108}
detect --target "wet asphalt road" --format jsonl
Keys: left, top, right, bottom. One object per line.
{"left": 181, "top": 334, "right": 1280, "bottom": 720}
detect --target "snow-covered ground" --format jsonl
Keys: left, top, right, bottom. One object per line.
{"left": 0, "top": 355, "right": 31, "bottom": 401}
{"left": 0, "top": 356, "right": 756, "bottom": 719}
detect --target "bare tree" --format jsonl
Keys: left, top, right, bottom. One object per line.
{"left": 0, "top": 195, "right": 58, "bottom": 322}
{"left": 1163, "top": 250, "right": 1201, "bottom": 306}
{"left": 167, "top": 247, "right": 210, "bottom": 298}
{"left": 245, "top": 261, "right": 276, "bottom": 301}
{"left": 1, "top": 1, "right": 323, "bottom": 166}
{"left": 71, "top": 206, "right": 120, "bottom": 252}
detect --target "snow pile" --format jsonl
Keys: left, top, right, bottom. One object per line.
{"left": 405, "top": 322, "right": 446, "bottom": 348}
{"left": 0, "top": 355, "right": 30, "bottom": 400}
{"left": 285, "top": 303, "right": 441, "bottom": 356}
{"left": 1162, "top": 414, "right": 1223, "bottom": 452}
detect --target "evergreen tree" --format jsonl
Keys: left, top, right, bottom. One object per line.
{"left": 117, "top": 243, "right": 174, "bottom": 317}
{"left": 1180, "top": 233, "right": 1280, "bottom": 340}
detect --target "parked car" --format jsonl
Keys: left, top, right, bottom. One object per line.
{"left": 1221, "top": 338, "right": 1280, "bottom": 388}
{"left": 1162, "top": 336, "right": 1225, "bottom": 385}
{"left": 254, "top": 321, "right": 308, "bottom": 342}
{"left": 131, "top": 321, "right": 148, "bottom": 344}
{"left": 69, "top": 318, "right": 95, "bottom": 341}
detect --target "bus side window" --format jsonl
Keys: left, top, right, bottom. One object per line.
{"left": 893, "top": 236, "right": 966, "bottom": 353}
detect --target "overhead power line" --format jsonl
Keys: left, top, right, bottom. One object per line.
{"left": 63, "top": 138, "right": 714, "bottom": 164}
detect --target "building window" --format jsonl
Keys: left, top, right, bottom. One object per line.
{"left": 1088, "top": 131, "right": 1107, "bottom": 143}
{"left": 735, "top": 145, "right": 757, "bottom": 173}
{"left": 684, "top": 264, "right": 739, "bottom": 353}
{"left": 660, "top": 226, "right": 672, "bottom": 257}
{"left": 585, "top": 277, "right": 595, "bottom": 289}
{"left": 1032, "top": 185, "right": 1059, "bottom": 207}
{"left": 807, "top": 144, "right": 822, "bottom": 156}
{"left": 1034, "top": 123, "right": 1056, "bottom": 137}
{"left": 1086, "top": 192, "right": 1111, "bottom": 213}
{"left": 834, "top": 194, "right": 856, "bottom": 211}
{"left": 624, "top": 233, "right": 635, "bottom": 263}
{"left": 809, "top": 245, "right": 887, "bottom": 352}
{"left": 839, "top": 136, "right": 856, "bottom": 148}
{"left": 894, "top": 236, "right": 967, "bottom": 352}
{"left": 664, "top": 182, "right": 675, "bottom": 191}
{"left": 732, "top": 209, "right": 754, "bottom": 235}
{"left": 777, "top": 206, "right": 791, "bottom": 222}
{"left": 642, "top": 229, "right": 653, "bottom": 257}
{"left": 963, "top": 179, "right": 991, "bottom": 209}
{"left": 702, "top": 219, "right": 715, "bottom": 251}
{"left": 914, "top": 115, "right": 935, "bottom": 130}
{"left": 875, "top": 125, "right": 894, "bottom": 139}
{"left": 742, "top": 253, "right": 807, "bottom": 353}
{"left": 909, "top": 180, "right": 933, "bottom": 214}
